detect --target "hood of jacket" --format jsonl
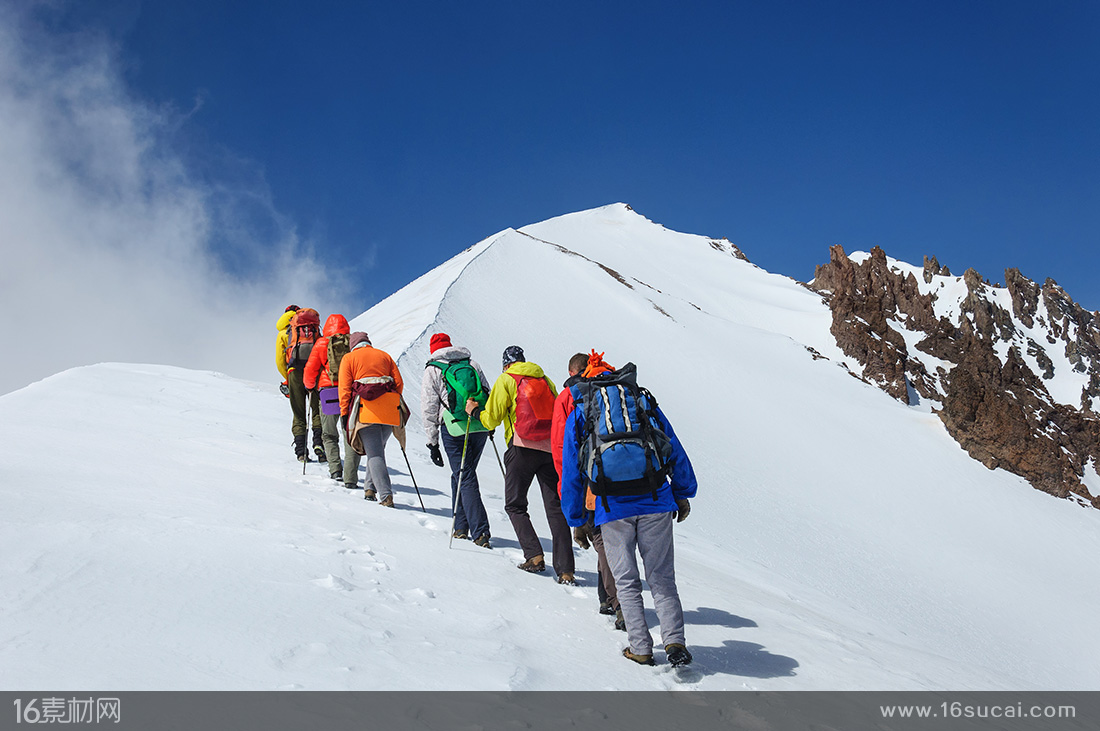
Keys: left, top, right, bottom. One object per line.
{"left": 426, "top": 345, "right": 472, "bottom": 364}
{"left": 505, "top": 361, "right": 546, "bottom": 379}
{"left": 277, "top": 310, "right": 296, "bottom": 331}
{"left": 323, "top": 314, "right": 350, "bottom": 337}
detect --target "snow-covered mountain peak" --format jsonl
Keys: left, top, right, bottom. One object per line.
{"left": 6, "top": 207, "right": 1100, "bottom": 691}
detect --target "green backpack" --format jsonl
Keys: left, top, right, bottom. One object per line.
{"left": 429, "top": 358, "right": 489, "bottom": 436}
{"left": 327, "top": 333, "right": 351, "bottom": 383}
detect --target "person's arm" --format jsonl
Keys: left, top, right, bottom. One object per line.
{"left": 420, "top": 365, "right": 442, "bottom": 446}
{"left": 339, "top": 357, "right": 353, "bottom": 416}
{"left": 302, "top": 337, "right": 325, "bottom": 391}
{"left": 276, "top": 332, "right": 289, "bottom": 379}
{"left": 559, "top": 409, "right": 589, "bottom": 527}
{"left": 473, "top": 374, "right": 514, "bottom": 432}
{"left": 550, "top": 390, "right": 574, "bottom": 482}
{"left": 390, "top": 355, "right": 404, "bottom": 394}
{"left": 655, "top": 407, "right": 698, "bottom": 500}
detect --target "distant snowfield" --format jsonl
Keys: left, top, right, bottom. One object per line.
{"left": 3, "top": 205, "right": 1099, "bottom": 690}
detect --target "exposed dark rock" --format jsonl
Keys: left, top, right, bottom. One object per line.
{"left": 1005, "top": 268, "right": 1040, "bottom": 328}
{"left": 709, "top": 238, "right": 751, "bottom": 262}
{"left": 961, "top": 268, "right": 1015, "bottom": 341}
{"left": 811, "top": 245, "right": 922, "bottom": 403}
{"left": 923, "top": 255, "right": 942, "bottom": 284}
{"left": 814, "top": 246, "right": 1100, "bottom": 509}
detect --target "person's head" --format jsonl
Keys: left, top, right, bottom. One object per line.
{"left": 285, "top": 304, "right": 300, "bottom": 313}
{"left": 567, "top": 352, "right": 588, "bottom": 377}
{"left": 429, "top": 333, "right": 452, "bottom": 354}
{"left": 502, "top": 345, "right": 525, "bottom": 370}
{"left": 350, "top": 332, "right": 372, "bottom": 350}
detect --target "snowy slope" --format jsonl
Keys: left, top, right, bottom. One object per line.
{"left": 3, "top": 204, "right": 1100, "bottom": 690}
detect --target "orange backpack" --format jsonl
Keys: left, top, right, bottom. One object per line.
{"left": 509, "top": 373, "right": 554, "bottom": 441}
{"left": 285, "top": 308, "right": 320, "bottom": 369}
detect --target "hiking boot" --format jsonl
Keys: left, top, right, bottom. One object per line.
{"left": 297, "top": 453, "right": 309, "bottom": 463}
{"left": 451, "top": 530, "right": 469, "bottom": 540}
{"left": 556, "top": 572, "right": 576, "bottom": 586}
{"left": 293, "top": 435, "right": 307, "bottom": 461}
{"left": 599, "top": 601, "right": 617, "bottom": 616}
{"left": 473, "top": 533, "right": 492, "bottom": 549}
{"left": 379, "top": 495, "right": 395, "bottom": 508}
{"left": 364, "top": 488, "right": 377, "bottom": 501}
{"left": 314, "top": 445, "right": 327, "bottom": 463}
{"left": 665, "top": 643, "right": 693, "bottom": 668}
{"left": 622, "top": 647, "right": 655, "bottom": 666}
{"left": 343, "top": 482, "right": 359, "bottom": 489}
{"left": 614, "top": 609, "right": 626, "bottom": 632}
{"left": 517, "top": 556, "right": 546, "bottom": 573}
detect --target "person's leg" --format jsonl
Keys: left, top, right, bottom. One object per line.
{"left": 341, "top": 421, "right": 362, "bottom": 487}
{"left": 287, "top": 369, "right": 308, "bottom": 457}
{"left": 533, "top": 453, "right": 574, "bottom": 577}
{"left": 458, "top": 432, "right": 490, "bottom": 539}
{"left": 503, "top": 445, "right": 542, "bottom": 560}
{"left": 636, "top": 511, "right": 685, "bottom": 649}
{"left": 602, "top": 516, "right": 652, "bottom": 655}
{"left": 320, "top": 412, "right": 342, "bottom": 478}
{"left": 309, "top": 389, "right": 323, "bottom": 459}
{"left": 361, "top": 425, "right": 393, "bottom": 500}
{"left": 592, "top": 526, "right": 619, "bottom": 609}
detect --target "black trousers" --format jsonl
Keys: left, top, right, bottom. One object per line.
{"left": 503, "top": 444, "right": 575, "bottom": 576}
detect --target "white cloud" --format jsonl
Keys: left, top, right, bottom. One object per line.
{"left": 0, "top": 5, "right": 351, "bottom": 395}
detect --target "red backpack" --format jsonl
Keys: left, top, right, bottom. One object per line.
{"left": 509, "top": 373, "right": 554, "bottom": 441}
{"left": 285, "top": 308, "right": 320, "bottom": 369}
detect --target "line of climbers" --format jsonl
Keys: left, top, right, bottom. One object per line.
{"left": 276, "top": 306, "right": 698, "bottom": 668}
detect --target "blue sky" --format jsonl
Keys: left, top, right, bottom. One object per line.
{"left": 2, "top": 1, "right": 1098, "bottom": 394}
{"left": 63, "top": 0, "right": 1100, "bottom": 307}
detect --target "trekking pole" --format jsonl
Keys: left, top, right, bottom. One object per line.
{"left": 489, "top": 431, "right": 506, "bottom": 479}
{"left": 399, "top": 446, "right": 427, "bottom": 513}
{"left": 449, "top": 418, "right": 473, "bottom": 549}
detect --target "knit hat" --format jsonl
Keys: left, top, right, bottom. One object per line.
{"left": 502, "top": 345, "right": 525, "bottom": 370}
{"left": 583, "top": 350, "right": 615, "bottom": 378}
{"left": 429, "top": 333, "right": 452, "bottom": 354}
{"left": 285, "top": 304, "right": 300, "bottom": 313}
{"left": 350, "top": 332, "right": 372, "bottom": 349}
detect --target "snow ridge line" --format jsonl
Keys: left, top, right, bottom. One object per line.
{"left": 513, "top": 229, "right": 819, "bottom": 346}
{"left": 391, "top": 230, "right": 514, "bottom": 366}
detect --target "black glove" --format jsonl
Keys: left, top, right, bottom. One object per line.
{"left": 488, "top": 430, "right": 495, "bottom": 442}
{"left": 340, "top": 415, "right": 349, "bottom": 434}
{"left": 573, "top": 522, "right": 593, "bottom": 550}
{"left": 279, "top": 381, "right": 290, "bottom": 398}
{"left": 676, "top": 498, "right": 691, "bottom": 523}
{"left": 428, "top": 443, "right": 444, "bottom": 467}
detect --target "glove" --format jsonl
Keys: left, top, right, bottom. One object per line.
{"left": 573, "top": 521, "right": 594, "bottom": 550}
{"left": 428, "top": 443, "right": 444, "bottom": 467}
{"left": 279, "top": 381, "right": 290, "bottom": 398}
{"left": 488, "top": 430, "right": 495, "bottom": 442}
{"left": 340, "top": 415, "right": 349, "bottom": 434}
{"left": 675, "top": 498, "right": 691, "bottom": 523}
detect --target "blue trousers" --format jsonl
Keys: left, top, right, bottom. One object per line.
{"left": 441, "top": 429, "right": 490, "bottom": 539}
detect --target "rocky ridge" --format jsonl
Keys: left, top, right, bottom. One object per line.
{"left": 811, "top": 245, "right": 1100, "bottom": 507}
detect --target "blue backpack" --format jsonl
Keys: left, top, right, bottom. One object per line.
{"left": 572, "top": 363, "right": 673, "bottom": 509}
